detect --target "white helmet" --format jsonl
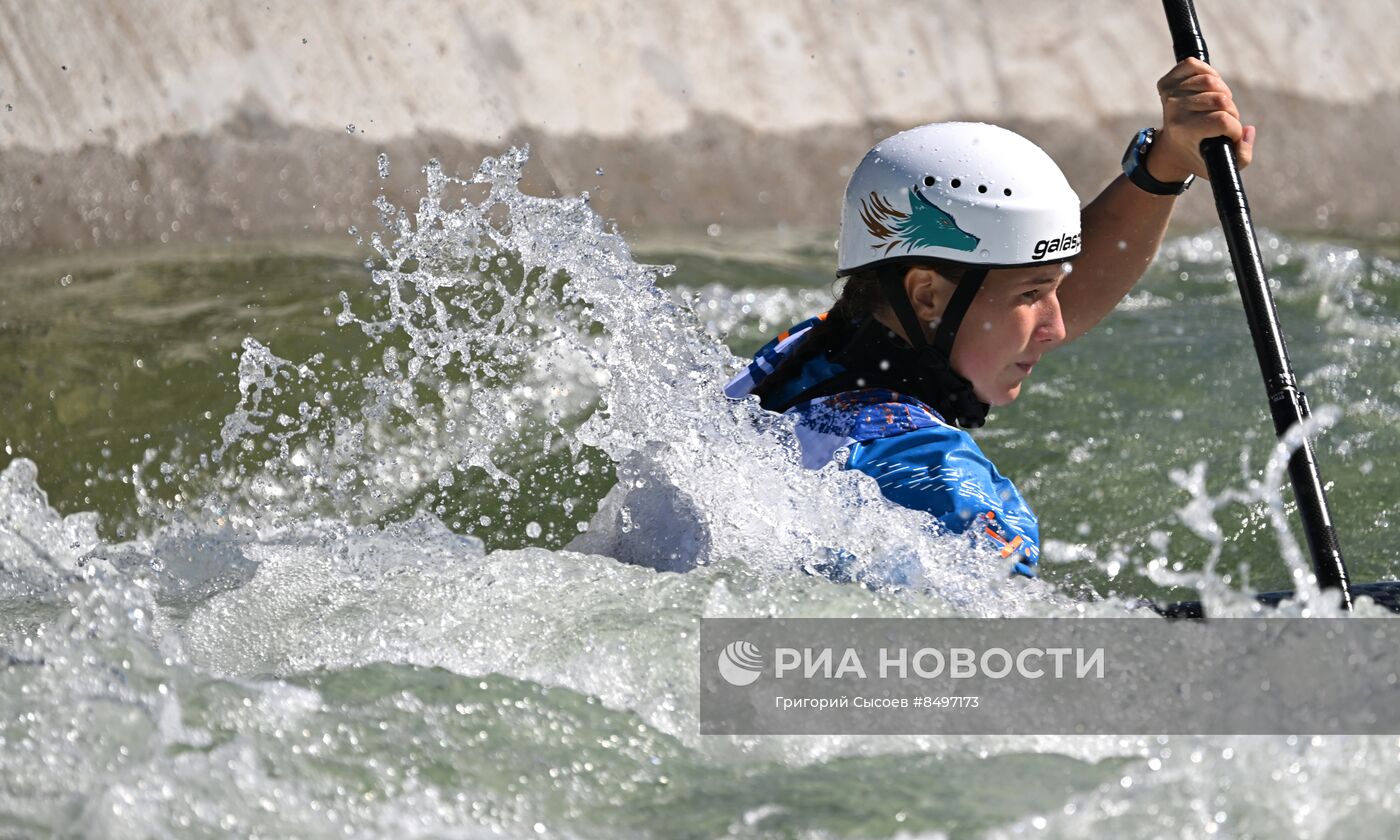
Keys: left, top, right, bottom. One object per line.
{"left": 837, "top": 122, "right": 1081, "bottom": 275}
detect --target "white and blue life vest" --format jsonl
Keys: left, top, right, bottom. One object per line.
{"left": 725, "top": 315, "right": 1040, "bottom": 577}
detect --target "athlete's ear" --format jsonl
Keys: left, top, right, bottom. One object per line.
{"left": 904, "top": 266, "right": 951, "bottom": 326}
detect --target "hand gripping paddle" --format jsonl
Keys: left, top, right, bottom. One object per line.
{"left": 1154, "top": 0, "right": 1400, "bottom": 616}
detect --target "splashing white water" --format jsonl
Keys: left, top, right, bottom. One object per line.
{"left": 175, "top": 148, "right": 1061, "bottom": 612}
{"left": 5, "top": 149, "right": 1399, "bottom": 837}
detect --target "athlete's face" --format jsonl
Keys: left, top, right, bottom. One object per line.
{"left": 897, "top": 264, "right": 1069, "bottom": 406}
{"left": 949, "top": 265, "right": 1069, "bottom": 405}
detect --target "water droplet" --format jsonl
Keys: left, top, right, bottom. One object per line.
{"left": 595, "top": 167, "right": 605, "bottom": 176}
{"left": 525, "top": 521, "right": 542, "bottom": 539}
{"left": 58, "top": 274, "right": 72, "bottom": 287}
{"left": 377, "top": 153, "right": 390, "bottom": 179}
{"left": 345, "top": 123, "right": 356, "bottom": 134}
{"left": 979, "top": 249, "right": 990, "bottom": 258}
{"left": 706, "top": 223, "right": 722, "bottom": 238}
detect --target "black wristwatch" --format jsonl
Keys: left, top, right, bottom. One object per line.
{"left": 1122, "top": 127, "right": 1195, "bottom": 196}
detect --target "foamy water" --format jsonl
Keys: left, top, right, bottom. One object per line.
{"left": 3, "top": 149, "right": 1399, "bottom": 837}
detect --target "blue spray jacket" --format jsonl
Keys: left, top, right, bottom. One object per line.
{"left": 725, "top": 316, "right": 1040, "bottom": 577}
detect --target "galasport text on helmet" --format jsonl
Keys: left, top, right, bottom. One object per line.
{"left": 837, "top": 122, "right": 1082, "bottom": 274}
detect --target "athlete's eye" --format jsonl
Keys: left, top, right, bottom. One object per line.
{"left": 1021, "top": 289, "right": 1042, "bottom": 302}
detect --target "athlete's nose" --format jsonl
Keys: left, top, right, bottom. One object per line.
{"left": 1037, "top": 292, "right": 1067, "bottom": 345}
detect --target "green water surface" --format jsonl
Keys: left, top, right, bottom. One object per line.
{"left": 2, "top": 233, "right": 1397, "bottom": 602}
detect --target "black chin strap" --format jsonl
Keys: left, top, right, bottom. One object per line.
{"left": 876, "top": 264, "right": 991, "bottom": 428}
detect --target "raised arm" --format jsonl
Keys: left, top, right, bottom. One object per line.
{"left": 1059, "top": 58, "right": 1256, "bottom": 342}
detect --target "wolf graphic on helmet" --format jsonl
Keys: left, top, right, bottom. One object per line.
{"left": 858, "top": 187, "right": 981, "bottom": 256}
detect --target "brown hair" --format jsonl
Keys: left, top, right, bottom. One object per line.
{"left": 748, "top": 260, "right": 969, "bottom": 407}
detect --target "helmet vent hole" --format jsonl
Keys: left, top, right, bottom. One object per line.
{"left": 1004, "top": 188, "right": 1013, "bottom": 196}
{"left": 977, "top": 185, "right": 988, "bottom": 194}
{"left": 923, "top": 175, "right": 936, "bottom": 187}
{"left": 950, "top": 178, "right": 961, "bottom": 188}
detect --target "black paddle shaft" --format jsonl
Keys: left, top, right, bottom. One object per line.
{"left": 1161, "top": 0, "right": 1352, "bottom": 607}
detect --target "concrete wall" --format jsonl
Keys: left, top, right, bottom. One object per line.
{"left": 3, "top": 0, "right": 1398, "bottom": 255}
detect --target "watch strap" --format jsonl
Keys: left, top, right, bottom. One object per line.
{"left": 1123, "top": 128, "right": 1194, "bottom": 196}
